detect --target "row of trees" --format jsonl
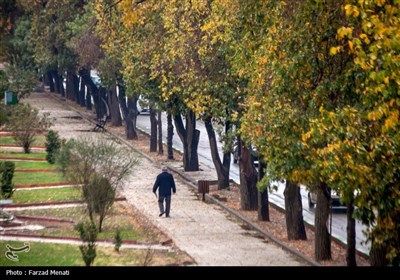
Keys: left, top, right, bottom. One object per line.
{"left": 0, "top": 0, "right": 399, "bottom": 266}
{"left": 94, "top": 0, "right": 400, "bottom": 265}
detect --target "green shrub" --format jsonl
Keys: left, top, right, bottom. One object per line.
{"left": 45, "top": 130, "right": 61, "bottom": 164}
{"left": 1, "top": 161, "right": 15, "bottom": 199}
{"left": 6, "top": 104, "right": 52, "bottom": 153}
{"left": 83, "top": 175, "right": 115, "bottom": 232}
{"left": 75, "top": 221, "right": 98, "bottom": 266}
{"left": 114, "top": 228, "right": 122, "bottom": 252}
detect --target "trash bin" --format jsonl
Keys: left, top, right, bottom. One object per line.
{"left": 4, "top": 91, "right": 17, "bottom": 105}
{"left": 198, "top": 180, "right": 210, "bottom": 201}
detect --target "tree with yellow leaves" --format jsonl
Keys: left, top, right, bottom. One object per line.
{"left": 239, "top": 0, "right": 358, "bottom": 262}
{"left": 326, "top": 0, "right": 400, "bottom": 265}
{"left": 94, "top": 0, "right": 145, "bottom": 139}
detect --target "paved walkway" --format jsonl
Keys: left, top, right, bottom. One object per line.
{"left": 24, "top": 92, "right": 306, "bottom": 266}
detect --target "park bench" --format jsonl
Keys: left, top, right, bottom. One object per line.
{"left": 93, "top": 115, "right": 107, "bottom": 132}
{"left": 93, "top": 97, "right": 110, "bottom": 132}
{"left": 198, "top": 180, "right": 210, "bottom": 201}
{"left": 197, "top": 180, "right": 232, "bottom": 202}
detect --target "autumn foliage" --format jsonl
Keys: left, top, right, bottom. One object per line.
{"left": 2, "top": 0, "right": 399, "bottom": 265}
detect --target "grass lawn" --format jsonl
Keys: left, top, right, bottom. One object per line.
{"left": 13, "top": 161, "right": 60, "bottom": 170}
{"left": 9, "top": 203, "right": 154, "bottom": 242}
{"left": 13, "top": 186, "right": 81, "bottom": 204}
{"left": 0, "top": 135, "right": 46, "bottom": 146}
{"left": 0, "top": 241, "right": 179, "bottom": 266}
{"left": 0, "top": 152, "right": 47, "bottom": 159}
{"left": 13, "top": 171, "right": 66, "bottom": 185}
{"left": 0, "top": 136, "right": 16, "bottom": 145}
{"left": 0, "top": 136, "right": 191, "bottom": 266}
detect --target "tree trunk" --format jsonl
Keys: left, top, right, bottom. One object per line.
{"left": 84, "top": 185, "right": 94, "bottom": 226}
{"left": 78, "top": 76, "right": 91, "bottom": 110}
{"left": 126, "top": 96, "right": 138, "bottom": 140}
{"left": 97, "top": 87, "right": 111, "bottom": 121}
{"left": 53, "top": 70, "right": 64, "bottom": 96}
{"left": 284, "top": 180, "right": 307, "bottom": 240}
{"left": 315, "top": 182, "right": 332, "bottom": 261}
{"left": 116, "top": 84, "right": 137, "bottom": 140}
{"left": 48, "top": 72, "right": 55, "bottom": 93}
{"left": 108, "top": 87, "right": 122, "bottom": 127}
{"left": 51, "top": 70, "right": 59, "bottom": 94}
{"left": 257, "top": 160, "right": 269, "bottom": 221}
{"left": 78, "top": 77, "right": 86, "bottom": 107}
{"left": 157, "top": 111, "right": 163, "bottom": 155}
{"left": 23, "top": 143, "right": 30, "bottom": 154}
{"left": 150, "top": 107, "right": 157, "bottom": 152}
{"left": 98, "top": 212, "right": 105, "bottom": 233}
{"left": 258, "top": 190, "right": 269, "bottom": 221}
{"left": 79, "top": 68, "right": 99, "bottom": 114}
{"left": 174, "top": 110, "right": 200, "bottom": 171}
{"left": 85, "top": 85, "right": 92, "bottom": 111}
{"left": 167, "top": 112, "right": 174, "bottom": 160}
{"left": 47, "top": 70, "right": 57, "bottom": 93}
{"left": 65, "top": 71, "right": 76, "bottom": 101}
{"left": 59, "top": 75, "right": 65, "bottom": 97}
{"left": 346, "top": 193, "right": 357, "bottom": 266}
{"left": 238, "top": 140, "right": 258, "bottom": 210}
{"left": 204, "top": 116, "right": 231, "bottom": 189}
{"left": 44, "top": 71, "right": 53, "bottom": 91}
{"left": 71, "top": 73, "right": 80, "bottom": 105}
{"left": 65, "top": 71, "right": 79, "bottom": 102}
{"left": 370, "top": 240, "right": 388, "bottom": 266}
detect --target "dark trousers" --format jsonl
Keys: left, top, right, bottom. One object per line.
{"left": 158, "top": 195, "right": 171, "bottom": 216}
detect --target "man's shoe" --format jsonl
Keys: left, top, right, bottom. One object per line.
{"left": 159, "top": 212, "right": 165, "bottom": 217}
{"left": 165, "top": 214, "right": 170, "bottom": 218}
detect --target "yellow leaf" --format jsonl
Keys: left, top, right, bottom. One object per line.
{"left": 302, "top": 131, "right": 311, "bottom": 142}
{"left": 258, "top": 57, "right": 267, "bottom": 65}
{"left": 359, "top": 33, "right": 371, "bottom": 44}
{"left": 253, "top": 102, "right": 262, "bottom": 108}
{"left": 381, "top": 110, "right": 399, "bottom": 132}
{"left": 337, "top": 27, "right": 353, "bottom": 40}
{"left": 376, "top": 0, "right": 386, "bottom": 7}
{"left": 344, "top": 5, "right": 352, "bottom": 17}
{"left": 384, "top": 77, "right": 389, "bottom": 84}
{"left": 344, "top": 5, "right": 360, "bottom": 18}
{"left": 348, "top": 40, "right": 353, "bottom": 52}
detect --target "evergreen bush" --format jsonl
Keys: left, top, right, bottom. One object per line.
{"left": 75, "top": 221, "right": 98, "bottom": 266}
{"left": 1, "top": 161, "right": 15, "bottom": 199}
{"left": 45, "top": 130, "right": 61, "bottom": 164}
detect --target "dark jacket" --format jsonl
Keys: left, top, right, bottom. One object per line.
{"left": 153, "top": 172, "right": 176, "bottom": 196}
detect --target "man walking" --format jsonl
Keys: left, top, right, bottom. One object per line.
{"left": 153, "top": 166, "right": 176, "bottom": 217}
